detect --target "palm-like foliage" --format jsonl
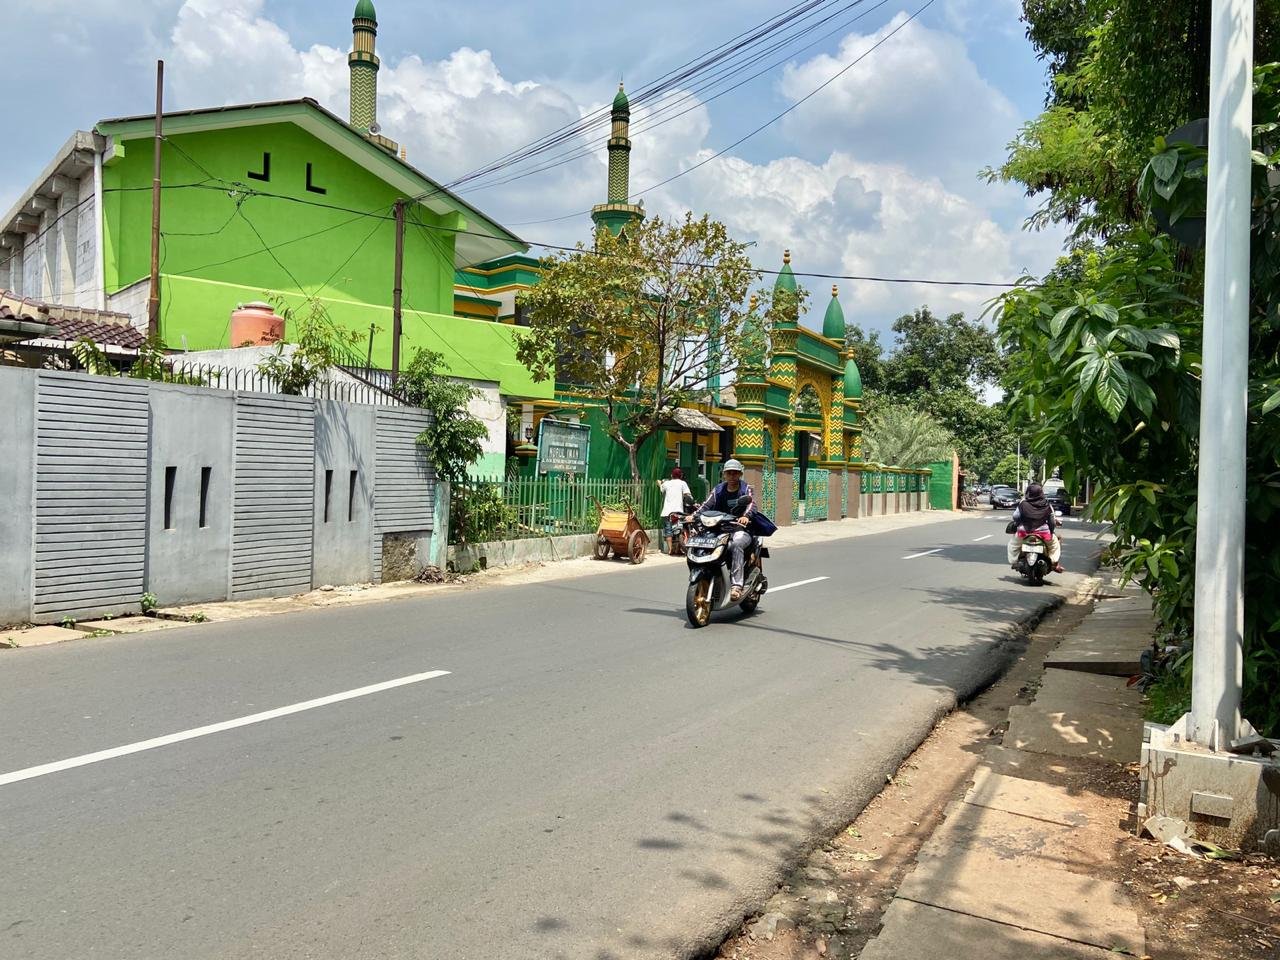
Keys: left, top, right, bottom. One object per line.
{"left": 861, "top": 405, "right": 955, "bottom": 467}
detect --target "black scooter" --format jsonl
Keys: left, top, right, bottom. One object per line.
{"left": 1014, "top": 531, "right": 1052, "bottom": 586}
{"left": 683, "top": 511, "right": 768, "bottom": 627}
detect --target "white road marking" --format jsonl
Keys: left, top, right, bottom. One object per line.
{"left": 0, "top": 670, "right": 452, "bottom": 788}
{"left": 972, "top": 534, "right": 994, "bottom": 542}
{"left": 902, "top": 549, "right": 944, "bottom": 560}
{"left": 769, "top": 576, "right": 830, "bottom": 593}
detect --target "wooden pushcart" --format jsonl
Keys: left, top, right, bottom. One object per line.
{"left": 591, "top": 497, "right": 650, "bottom": 564}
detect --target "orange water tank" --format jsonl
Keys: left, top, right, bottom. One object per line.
{"left": 230, "top": 301, "right": 284, "bottom": 346}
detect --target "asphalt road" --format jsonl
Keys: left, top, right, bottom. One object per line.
{"left": 0, "top": 511, "right": 1104, "bottom": 960}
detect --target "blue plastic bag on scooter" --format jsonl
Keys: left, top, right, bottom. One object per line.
{"left": 747, "top": 512, "right": 778, "bottom": 537}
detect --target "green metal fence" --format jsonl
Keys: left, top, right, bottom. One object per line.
{"left": 450, "top": 475, "right": 663, "bottom": 544}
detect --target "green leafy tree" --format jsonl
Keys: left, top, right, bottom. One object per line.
{"left": 882, "top": 306, "right": 1003, "bottom": 396}
{"left": 843, "top": 322, "right": 886, "bottom": 393}
{"left": 989, "top": 453, "right": 1021, "bottom": 486}
{"left": 516, "top": 213, "right": 772, "bottom": 485}
{"left": 396, "top": 348, "right": 498, "bottom": 545}
{"left": 395, "top": 348, "right": 489, "bottom": 484}
{"left": 987, "top": 0, "right": 1280, "bottom": 239}
{"left": 864, "top": 306, "right": 1009, "bottom": 477}
{"left": 861, "top": 404, "right": 955, "bottom": 468}
{"left": 994, "top": 115, "right": 1280, "bottom": 733}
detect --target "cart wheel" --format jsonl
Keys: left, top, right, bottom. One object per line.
{"left": 593, "top": 536, "right": 611, "bottom": 560}
{"left": 627, "top": 531, "right": 646, "bottom": 564}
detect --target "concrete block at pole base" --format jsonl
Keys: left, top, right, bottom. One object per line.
{"left": 1140, "top": 720, "right": 1280, "bottom": 851}
{"left": 858, "top": 898, "right": 1121, "bottom": 960}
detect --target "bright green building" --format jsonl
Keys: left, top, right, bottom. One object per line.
{"left": 0, "top": 1, "right": 549, "bottom": 403}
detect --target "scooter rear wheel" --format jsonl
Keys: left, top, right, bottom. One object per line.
{"left": 686, "top": 579, "right": 712, "bottom": 628}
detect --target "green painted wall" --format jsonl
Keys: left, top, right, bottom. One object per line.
{"left": 100, "top": 121, "right": 549, "bottom": 398}
{"left": 927, "top": 459, "right": 954, "bottom": 510}
{"left": 579, "top": 404, "right": 667, "bottom": 480}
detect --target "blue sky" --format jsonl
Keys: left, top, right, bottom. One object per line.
{"left": 3, "top": 0, "right": 1064, "bottom": 335}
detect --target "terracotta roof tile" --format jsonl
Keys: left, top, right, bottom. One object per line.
{"left": 0, "top": 289, "right": 143, "bottom": 348}
{"left": 50, "top": 317, "right": 146, "bottom": 349}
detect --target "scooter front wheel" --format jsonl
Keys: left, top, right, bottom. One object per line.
{"left": 686, "top": 579, "right": 712, "bottom": 628}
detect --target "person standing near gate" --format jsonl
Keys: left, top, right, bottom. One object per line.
{"left": 657, "top": 467, "right": 692, "bottom": 555}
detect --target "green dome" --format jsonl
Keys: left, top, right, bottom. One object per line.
{"left": 612, "top": 82, "right": 630, "bottom": 114}
{"left": 843, "top": 356, "right": 863, "bottom": 400}
{"left": 773, "top": 249, "right": 797, "bottom": 295}
{"left": 822, "top": 285, "right": 845, "bottom": 341}
{"left": 354, "top": 0, "right": 377, "bottom": 21}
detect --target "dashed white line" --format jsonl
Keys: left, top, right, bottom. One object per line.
{"left": 902, "top": 549, "right": 944, "bottom": 560}
{"left": 972, "top": 534, "right": 994, "bottom": 542}
{"left": 0, "top": 669, "right": 452, "bottom": 788}
{"left": 769, "top": 576, "right": 830, "bottom": 593}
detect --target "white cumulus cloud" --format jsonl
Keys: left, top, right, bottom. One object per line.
{"left": 152, "top": 0, "right": 1063, "bottom": 334}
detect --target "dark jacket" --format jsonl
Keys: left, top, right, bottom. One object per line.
{"left": 1013, "top": 502, "right": 1057, "bottom": 534}
{"left": 697, "top": 480, "right": 757, "bottom": 519}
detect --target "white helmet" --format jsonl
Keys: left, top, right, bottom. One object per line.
{"left": 723, "top": 458, "right": 745, "bottom": 473}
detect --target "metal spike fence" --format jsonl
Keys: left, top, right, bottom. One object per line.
{"left": 450, "top": 475, "right": 664, "bottom": 544}
{"left": 6, "top": 351, "right": 406, "bottom": 406}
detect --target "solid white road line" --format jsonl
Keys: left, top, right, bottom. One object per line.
{"left": 972, "top": 534, "right": 994, "bottom": 542}
{"left": 769, "top": 576, "right": 830, "bottom": 593}
{"left": 0, "top": 670, "right": 452, "bottom": 788}
{"left": 902, "top": 549, "right": 944, "bottom": 560}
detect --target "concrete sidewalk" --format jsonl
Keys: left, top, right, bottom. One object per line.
{"left": 857, "top": 577, "right": 1155, "bottom": 959}
{"left": 0, "top": 509, "right": 961, "bottom": 645}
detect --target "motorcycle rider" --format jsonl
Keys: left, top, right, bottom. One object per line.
{"left": 1007, "top": 481, "right": 1065, "bottom": 573}
{"left": 687, "top": 459, "right": 757, "bottom": 602}
{"left": 656, "top": 466, "right": 692, "bottom": 555}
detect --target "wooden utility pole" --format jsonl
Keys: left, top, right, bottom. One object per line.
{"left": 147, "top": 60, "right": 164, "bottom": 340}
{"left": 391, "top": 199, "right": 405, "bottom": 385}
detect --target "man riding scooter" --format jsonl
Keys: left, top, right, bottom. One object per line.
{"left": 686, "top": 459, "right": 757, "bottom": 602}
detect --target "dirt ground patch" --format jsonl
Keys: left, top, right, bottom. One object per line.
{"left": 1117, "top": 837, "right": 1280, "bottom": 959}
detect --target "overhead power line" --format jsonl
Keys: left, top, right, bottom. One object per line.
{"left": 512, "top": 0, "right": 938, "bottom": 227}
{"left": 80, "top": 180, "right": 1027, "bottom": 289}
{"left": 455, "top": 0, "right": 892, "bottom": 198}
{"left": 436, "top": 0, "right": 841, "bottom": 196}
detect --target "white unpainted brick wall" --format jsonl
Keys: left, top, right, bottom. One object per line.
{"left": 10, "top": 170, "right": 100, "bottom": 308}
{"left": 73, "top": 175, "right": 98, "bottom": 307}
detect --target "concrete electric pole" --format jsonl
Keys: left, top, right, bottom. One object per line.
{"left": 1189, "top": 0, "right": 1253, "bottom": 749}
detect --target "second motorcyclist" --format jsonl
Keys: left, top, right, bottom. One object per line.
{"left": 1006, "top": 481, "right": 1065, "bottom": 573}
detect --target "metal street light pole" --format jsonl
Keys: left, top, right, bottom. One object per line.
{"left": 1189, "top": 0, "right": 1252, "bottom": 748}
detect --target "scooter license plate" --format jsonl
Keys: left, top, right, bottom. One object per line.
{"left": 688, "top": 536, "right": 720, "bottom": 548}
{"left": 1023, "top": 545, "right": 1045, "bottom": 554}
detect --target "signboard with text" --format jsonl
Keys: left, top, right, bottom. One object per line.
{"left": 536, "top": 419, "right": 591, "bottom": 475}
